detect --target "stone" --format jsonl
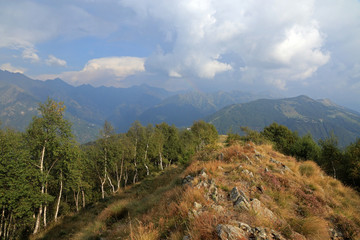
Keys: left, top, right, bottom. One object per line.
{"left": 216, "top": 224, "right": 247, "bottom": 240}
{"left": 256, "top": 185, "right": 264, "bottom": 194}
{"left": 230, "top": 187, "right": 240, "bottom": 202}
{"left": 182, "top": 175, "right": 194, "bottom": 185}
{"left": 234, "top": 195, "right": 251, "bottom": 211}
{"left": 253, "top": 227, "right": 267, "bottom": 239}
{"left": 231, "top": 221, "right": 252, "bottom": 233}
{"left": 242, "top": 169, "right": 254, "bottom": 177}
{"left": 255, "top": 150, "right": 264, "bottom": 158}
{"left": 194, "top": 202, "right": 202, "bottom": 210}
{"left": 270, "top": 230, "right": 286, "bottom": 240}
{"left": 291, "top": 232, "right": 307, "bottom": 240}
{"left": 250, "top": 199, "right": 276, "bottom": 221}
{"left": 182, "top": 236, "right": 190, "bottom": 240}
{"left": 212, "top": 204, "right": 225, "bottom": 213}
{"left": 199, "top": 168, "right": 208, "bottom": 178}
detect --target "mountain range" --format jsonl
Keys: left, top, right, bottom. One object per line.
{"left": 206, "top": 95, "right": 360, "bottom": 146}
{"left": 1, "top": 70, "right": 360, "bottom": 146}
{"left": 0, "top": 70, "right": 270, "bottom": 143}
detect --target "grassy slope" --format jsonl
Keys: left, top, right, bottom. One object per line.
{"left": 34, "top": 141, "right": 360, "bottom": 240}
{"left": 32, "top": 166, "right": 184, "bottom": 240}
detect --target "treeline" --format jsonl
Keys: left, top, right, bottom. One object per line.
{"left": 228, "top": 122, "right": 360, "bottom": 190}
{"left": 0, "top": 99, "right": 218, "bottom": 240}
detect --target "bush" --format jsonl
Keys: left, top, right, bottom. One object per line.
{"left": 298, "top": 161, "right": 317, "bottom": 177}
{"left": 290, "top": 216, "right": 329, "bottom": 240}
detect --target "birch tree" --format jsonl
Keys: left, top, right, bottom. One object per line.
{"left": 26, "top": 98, "right": 72, "bottom": 234}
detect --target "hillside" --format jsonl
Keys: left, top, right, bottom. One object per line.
{"left": 35, "top": 142, "right": 360, "bottom": 240}
{"left": 138, "top": 91, "right": 273, "bottom": 127}
{"left": 0, "top": 70, "right": 173, "bottom": 142}
{"left": 206, "top": 95, "right": 360, "bottom": 146}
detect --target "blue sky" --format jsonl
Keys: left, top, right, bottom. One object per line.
{"left": 0, "top": 0, "right": 360, "bottom": 111}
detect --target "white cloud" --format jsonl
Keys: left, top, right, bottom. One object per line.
{"left": 0, "top": 1, "right": 117, "bottom": 64}
{"left": 0, "top": 63, "right": 26, "bottom": 73}
{"left": 46, "top": 55, "right": 67, "bottom": 67}
{"left": 121, "top": 0, "right": 333, "bottom": 87}
{"left": 22, "top": 48, "right": 40, "bottom": 62}
{"left": 41, "top": 57, "right": 146, "bottom": 87}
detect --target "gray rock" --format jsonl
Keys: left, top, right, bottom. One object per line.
{"left": 216, "top": 224, "right": 247, "bottom": 240}
{"left": 230, "top": 187, "right": 240, "bottom": 202}
{"left": 182, "top": 175, "right": 194, "bottom": 185}
{"left": 219, "top": 152, "right": 224, "bottom": 161}
{"left": 255, "top": 150, "right": 264, "bottom": 158}
{"left": 182, "top": 236, "right": 190, "bottom": 240}
{"left": 194, "top": 202, "right": 202, "bottom": 210}
{"left": 234, "top": 195, "right": 251, "bottom": 211}
{"left": 199, "top": 168, "right": 208, "bottom": 178}
{"left": 250, "top": 199, "right": 276, "bottom": 221}
{"left": 242, "top": 169, "right": 254, "bottom": 177}
{"left": 212, "top": 204, "right": 225, "bottom": 213}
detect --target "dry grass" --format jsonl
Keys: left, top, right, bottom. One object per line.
{"left": 36, "top": 143, "right": 360, "bottom": 240}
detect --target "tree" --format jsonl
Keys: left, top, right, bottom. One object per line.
{"left": 262, "top": 122, "right": 299, "bottom": 155}
{"left": 292, "top": 133, "right": 320, "bottom": 161}
{"left": 191, "top": 120, "right": 218, "bottom": 151}
{"left": 127, "top": 121, "right": 146, "bottom": 183}
{"left": 26, "top": 98, "right": 73, "bottom": 233}
{"left": 318, "top": 133, "right": 343, "bottom": 179}
{"left": 156, "top": 123, "right": 181, "bottom": 166}
{"left": 344, "top": 139, "right": 360, "bottom": 188}
{"left": 0, "top": 129, "right": 40, "bottom": 239}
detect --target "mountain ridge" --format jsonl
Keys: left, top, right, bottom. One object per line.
{"left": 206, "top": 95, "right": 360, "bottom": 146}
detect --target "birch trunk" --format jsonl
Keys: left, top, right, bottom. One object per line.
{"left": 144, "top": 142, "right": 149, "bottom": 175}
{"left": 0, "top": 207, "right": 4, "bottom": 237}
{"left": 34, "top": 142, "right": 46, "bottom": 234}
{"left": 116, "top": 157, "right": 124, "bottom": 192}
{"left": 124, "top": 167, "right": 128, "bottom": 188}
{"left": 43, "top": 184, "right": 48, "bottom": 227}
{"left": 107, "top": 175, "right": 115, "bottom": 193}
{"left": 54, "top": 171, "right": 63, "bottom": 222}
{"left": 74, "top": 188, "right": 80, "bottom": 212}
{"left": 159, "top": 151, "right": 164, "bottom": 171}
{"left": 100, "top": 176, "right": 106, "bottom": 199}
{"left": 82, "top": 189, "right": 86, "bottom": 208}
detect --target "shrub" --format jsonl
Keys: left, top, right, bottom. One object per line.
{"left": 290, "top": 216, "right": 329, "bottom": 240}
{"left": 298, "top": 161, "right": 317, "bottom": 177}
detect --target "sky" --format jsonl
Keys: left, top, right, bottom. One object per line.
{"left": 0, "top": 0, "right": 360, "bottom": 111}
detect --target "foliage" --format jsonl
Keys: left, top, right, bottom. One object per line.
{"left": 262, "top": 122, "right": 299, "bottom": 155}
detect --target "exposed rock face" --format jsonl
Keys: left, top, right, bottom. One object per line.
{"left": 216, "top": 222, "right": 287, "bottom": 240}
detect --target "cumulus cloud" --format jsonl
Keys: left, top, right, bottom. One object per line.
{"left": 0, "top": 63, "right": 26, "bottom": 73}
{"left": 46, "top": 55, "right": 67, "bottom": 67}
{"left": 42, "top": 57, "right": 146, "bottom": 87}
{"left": 120, "top": 0, "right": 336, "bottom": 89}
{"left": 22, "top": 48, "right": 40, "bottom": 62}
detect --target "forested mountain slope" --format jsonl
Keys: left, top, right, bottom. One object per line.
{"left": 139, "top": 91, "right": 273, "bottom": 127}
{"left": 0, "top": 70, "right": 173, "bottom": 142}
{"left": 206, "top": 95, "right": 360, "bottom": 146}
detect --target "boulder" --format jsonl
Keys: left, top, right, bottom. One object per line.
{"left": 216, "top": 224, "right": 247, "bottom": 240}
{"left": 250, "top": 199, "right": 276, "bottom": 221}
